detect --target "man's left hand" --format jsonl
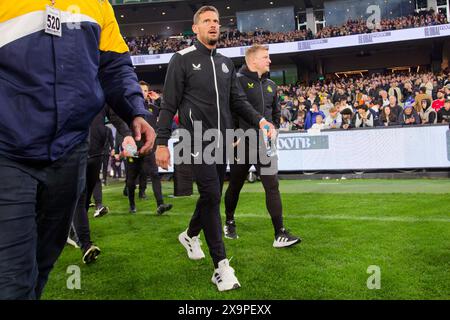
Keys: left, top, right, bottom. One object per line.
{"left": 131, "top": 116, "right": 155, "bottom": 155}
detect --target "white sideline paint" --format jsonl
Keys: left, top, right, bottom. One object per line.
{"left": 112, "top": 210, "right": 450, "bottom": 223}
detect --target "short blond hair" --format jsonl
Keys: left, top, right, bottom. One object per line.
{"left": 245, "top": 44, "right": 269, "bottom": 62}
{"left": 193, "top": 6, "right": 219, "bottom": 24}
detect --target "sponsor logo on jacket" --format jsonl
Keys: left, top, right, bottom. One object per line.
{"left": 222, "top": 63, "right": 229, "bottom": 74}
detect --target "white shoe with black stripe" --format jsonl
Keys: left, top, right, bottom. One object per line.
{"left": 178, "top": 230, "right": 205, "bottom": 260}
{"left": 211, "top": 259, "right": 241, "bottom": 292}
{"left": 273, "top": 228, "right": 301, "bottom": 248}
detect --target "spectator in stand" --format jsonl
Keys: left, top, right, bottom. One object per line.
{"left": 340, "top": 108, "right": 353, "bottom": 130}
{"left": 127, "top": 12, "right": 448, "bottom": 56}
{"left": 388, "top": 95, "right": 403, "bottom": 119}
{"left": 379, "top": 90, "right": 390, "bottom": 107}
{"left": 320, "top": 95, "right": 334, "bottom": 116}
{"left": 368, "top": 82, "right": 379, "bottom": 98}
{"left": 419, "top": 99, "right": 437, "bottom": 124}
{"left": 307, "top": 91, "right": 320, "bottom": 110}
{"left": 414, "top": 86, "right": 433, "bottom": 111}
{"left": 332, "top": 87, "right": 347, "bottom": 104}
{"left": 399, "top": 102, "right": 420, "bottom": 125}
{"left": 291, "top": 98, "right": 300, "bottom": 120}
{"left": 445, "top": 84, "right": 450, "bottom": 100}
{"left": 422, "top": 75, "right": 434, "bottom": 97}
{"left": 379, "top": 105, "right": 398, "bottom": 126}
{"left": 324, "top": 107, "right": 342, "bottom": 129}
{"left": 352, "top": 104, "right": 374, "bottom": 128}
{"left": 437, "top": 99, "right": 450, "bottom": 124}
{"left": 388, "top": 81, "right": 403, "bottom": 105}
{"left": 280, "top": 105, "right": 292, "bottom": 123}
{"left": 402, "top": 81, "right": 415, "bottom": 103}
{"left": 339, "top": 98, "right": 352, "bottom": 112}
{"left": 305, "top": 103, "right": 326, "bottom": 130}
{"left": 310, "top": 114, "right": 325, "bottom": 131}
{"left": 300, "top": 95, "right": 311, "bottom": 111}
{"left": 369, "top": 99, "right": 382, "bottom": 127}
{"left": 292, "top": 110, "right": 306, "bottom": 131}
{"left": 432, "top": 89, "right": 446, "bottom": 111}
{"left": 279, "top": 113, "right": 292, "bottom": 131}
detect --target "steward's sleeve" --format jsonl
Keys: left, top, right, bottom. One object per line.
{"left": 98, "top": 1, "right": 149, "bottom": 126}
{"left": 105, "top": 105, "right": 132, "bottom": 137}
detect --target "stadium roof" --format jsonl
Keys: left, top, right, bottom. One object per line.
{"left": 115, "top": 0, "right": 325, "bottom": 36}
{"left": 114, "top": 0, "right": 323, "bottom": 25}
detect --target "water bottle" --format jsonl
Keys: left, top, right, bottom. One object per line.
{"left": 263, "top": 125, "right": 277, "bottom": 157}
{"left": 124, "top": 144, "right": 138, "bottom": 158}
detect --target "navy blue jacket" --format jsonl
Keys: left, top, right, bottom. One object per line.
{"left": 0, "top": 0, "right": 148, "bottom": 162}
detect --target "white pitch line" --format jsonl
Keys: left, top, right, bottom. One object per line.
{"left": 317, "top": 183, "right": 341, "bottom": 185}
{"left": 109, "top": 211, "right": 450, "bottom": 223}
{"left": 277, "top": 214, "right": 450, "bottom": 223}
{"left": 235, "top": 213, "right": 450, "bottom": 223}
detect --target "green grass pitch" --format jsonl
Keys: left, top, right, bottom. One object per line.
{"left": 43, "top": 179, "right": 450, "bottom": 300}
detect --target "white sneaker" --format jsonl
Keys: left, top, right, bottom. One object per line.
{"left": 66, "top": 236, "right": 79, "bottom": 249}
{"left": 178, "top": 230, "right": 205, "bottom": 260}
{"left": 93, "top": 206, "right": 109, "bottom": 218}
{"left": 273, "top": 228, "right": 301, "bottom": 248}
{"left": 211, "top": 259, "right": 241, "bottom": 292}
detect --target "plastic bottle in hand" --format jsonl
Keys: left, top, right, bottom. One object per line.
{"left": 263, "top": 125, "right": 277, "bottom": 157}
{"left": 124, "top": 144, "right": 138, "bottom": 158}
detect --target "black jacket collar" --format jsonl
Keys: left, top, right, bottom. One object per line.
{"left": 238, "top": 64, "right": 269, "bottom": 82}
{"left": 194, "top": 40, "right": 217, "bottom": 56}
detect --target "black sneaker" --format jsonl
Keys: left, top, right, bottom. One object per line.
{"left": 223, "top": 220, "right": 238, "bottom": 239}
{"left": 156, "top": 203, "right": 172, "bottom": 215}
{"left": 82, "top": 244, "right": 101, "bottom": 264}
{"left": 129, "top": 205, "right": 137, "bottom": 214}
{"left": 273, "top": 228, "right": 301, "bottom": 248}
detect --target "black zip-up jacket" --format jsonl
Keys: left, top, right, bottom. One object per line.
{"left": 156, "top": 41, "right": 264, "bottom": 146}
{"left": 234, "top": 65, "right": 280, "bottom": 131}
{"left": 145, "top": 98, "right": 160, "bottom": 129}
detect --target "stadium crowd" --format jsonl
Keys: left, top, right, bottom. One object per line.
{"left": 275, "top": 71, "right": 450, "bottom": 131}
{"left": 125, "top": 11, "right": 448, "bottom": 56}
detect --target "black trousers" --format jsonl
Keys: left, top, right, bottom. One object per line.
{"left": 0, "top": 142, "right": 88, "bottom": 299}
{"left": 123, "top": 160, "right": 145, "bottom": 191}
{"left": 126, "top": 152, "right": 163, "bottom": 207}
{"left": 72, "top": 156, "right": 103, "bottom": 251}
{"left": 224, "top": 142, "right": 283, "bottom": 235}
{"left": 101, "top": 153, "right": 109, "bottom": 183}
{"left": 187, "top": 147, "right": 228, "bottom": 268}
{"left": 138, "top": 170, "right": 147, "bottom": 195}
{"left": 92, "top": 178, "right": 103, "bottom": 208}
{"left": 112, "top": 157, "right": 122, "bottom": 178}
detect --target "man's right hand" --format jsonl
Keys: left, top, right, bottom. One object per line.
{"left": 259, "top": 119, "right": 276, "bottom": 139}
{"left": 156, "top": 145, "right": 170, "bottom": 170}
